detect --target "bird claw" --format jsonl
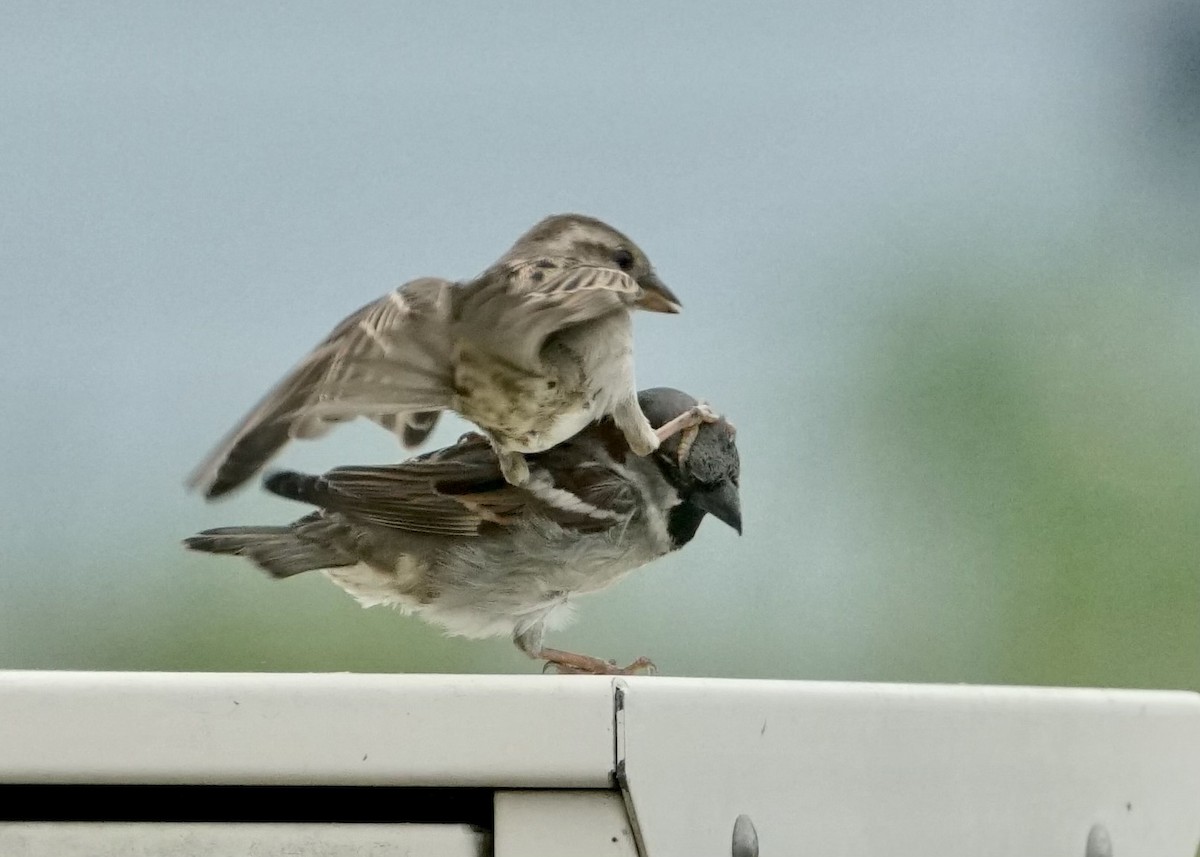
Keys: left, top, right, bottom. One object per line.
{"left": 538, "top": 647, "right": 658, "bottom": 676}
{"left": 690, "top": 402, "right": 720, "bottom": 424}
{"left": 618, "top": 656, "right": 658, "bottom": 676}
{"left": 655, "top": 402, "right": 720, "bottom": 442}
{"left": 676, "top": 426, "right": 702, "bottom": 466}
{"left": 657, "top": 402, "right": 722, "bottom": 464}
{"left": 497, "top": 450, "right": 531, "bottom": 486}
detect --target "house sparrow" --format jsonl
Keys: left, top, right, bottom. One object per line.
{"left": 187, "top": 213, "right": 684, "bottom": 497}
{"left": 184, "top": 388, "right": 741, "bottom": 675}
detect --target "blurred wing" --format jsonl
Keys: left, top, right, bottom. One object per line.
{"left": 301, "top": 432, "right": 641, "bottom": 537}
{"left": 188, "top": 277, "right": 457, "bottom": 499}
{"left": 457, "top": 259, "right": 640, "bottom": 370}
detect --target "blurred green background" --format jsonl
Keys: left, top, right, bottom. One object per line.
{"left": 2, "top": 1, "right": 1198, "bottom": 689}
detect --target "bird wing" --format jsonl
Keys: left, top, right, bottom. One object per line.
{"left": 288, "top": 431, "right": 641, "bottom": 537}
{"left": 187, "top": 277, "right": 457, "bottom": 499}
{"left": 456, "top": 259, "right": 641, "bottom": 370}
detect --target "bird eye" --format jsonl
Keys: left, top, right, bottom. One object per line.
{"left": 613, "top": 248, "right": 635, "bottom": 271}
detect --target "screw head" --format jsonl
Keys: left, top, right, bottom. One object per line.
{"left": 732, "top": 814, "right": 759, "bottom": 857}
{"left": 1086, "top": 823, "right": 1113, "bottom": 857}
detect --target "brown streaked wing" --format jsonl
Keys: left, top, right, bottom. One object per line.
{"left": 312, "top": 435, "right": 506, "bottom": 536}
{"left": 187, "top": 277, "right": 457, "bottom": 500}
{"left": 310, "top": 432, "right": 636, "bottom": 538}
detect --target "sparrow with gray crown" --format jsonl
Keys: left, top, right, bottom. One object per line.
{"left": 185, "top": 388, "right": 741, "bottom": 675}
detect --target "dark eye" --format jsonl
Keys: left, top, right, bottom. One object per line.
{"left": 613, "top": 248, "right": 635, "bottom": 271}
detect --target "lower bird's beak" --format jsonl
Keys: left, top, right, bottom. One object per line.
{"left": 692, "top": 481, "right": 742, "bottom": 535}
{"left": 636, "top": 272, "right": 682, "bottom": 314}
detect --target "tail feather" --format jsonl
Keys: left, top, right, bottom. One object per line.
{"left": 184, "top": 520, "right": 353, "bottom": 579}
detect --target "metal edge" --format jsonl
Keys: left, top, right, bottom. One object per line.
{"left": 612, "top": 678, "right": 649, "bottom": 857}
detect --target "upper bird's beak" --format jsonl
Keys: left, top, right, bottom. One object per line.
{"left": 636, "top": 272, "right": 682, "bottom": 314}
{"left": 692, "top": 480, "right": 742, "bottom": 535}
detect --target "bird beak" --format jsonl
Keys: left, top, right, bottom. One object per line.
{"left": 636, "top": 272, "right": 682, "bottom": 314}
{"left": 692, "top": 481, "right": 742, "bottom": 535}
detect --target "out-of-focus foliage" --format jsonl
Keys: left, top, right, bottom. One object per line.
{"left": 851, "top": 250, "right": 1200, "bottom": 688}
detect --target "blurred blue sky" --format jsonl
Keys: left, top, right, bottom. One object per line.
{"left": 2, "top": 1, "right": 1198, "bottom": 684}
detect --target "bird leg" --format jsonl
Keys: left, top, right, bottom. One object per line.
{"left": 496, "top": 447, "right": 531, "bottom": 486}
{"left": 613, "top": 397, "right": 662, "bottom": 456}
{"left": 538, "top": 647, "right": 657, "bottom": 676}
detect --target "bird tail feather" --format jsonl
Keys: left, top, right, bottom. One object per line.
{"left": 183, "top": 518, "right": 352, "bottom": 579}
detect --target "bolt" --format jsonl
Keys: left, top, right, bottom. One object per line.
{"left": 1086, "top": 823, "right": 1113, "bottom": 857}
{"left": 732, "top": 814, "right": 758, "bottom": 857}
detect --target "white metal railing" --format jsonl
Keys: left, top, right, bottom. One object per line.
{"left": 0, "top": 671, "right": 1196, "bottom": 856}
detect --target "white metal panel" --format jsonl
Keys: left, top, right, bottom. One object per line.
{"left": 493, "top": 790, "right": 638, "bottom": 857}
{"left": 0, "top": 671, "right": 614, "bottom": 787}
{"left": 615, "top": 678, "right": 1200, "bottom": 857}
{"left": 0, "top": 822, "right": 485, "bottom": 857}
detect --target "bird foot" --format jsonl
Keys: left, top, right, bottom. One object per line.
{"left": 537, "top": 647, "right": 657, "bottom": 676}
{"left": 655, "top": 402, "right": 720, "bottom": 443}
{"left": 497, "top": 449, "right": 531, "bottom": 486}
{"left": 655, "top": 402, "right": 721, "bottom": 464}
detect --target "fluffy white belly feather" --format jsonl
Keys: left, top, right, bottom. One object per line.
{"left": 319, "top": 504, "right": 673, "bottom": 642}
